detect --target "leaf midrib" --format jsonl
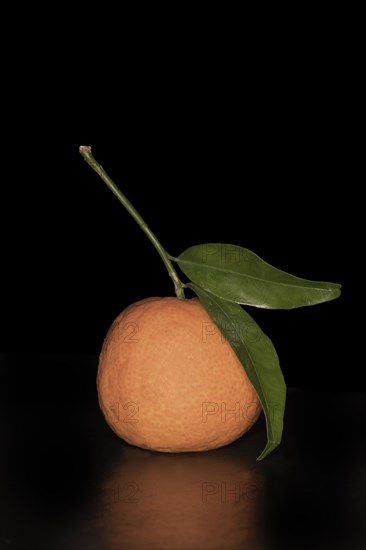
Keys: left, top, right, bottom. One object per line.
{"left": 176, "top": 256, "right": 338, "bottom": 293}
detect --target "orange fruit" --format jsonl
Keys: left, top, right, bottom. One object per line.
{"left": 97, "top": 297, "right": 261, "bottom": 452}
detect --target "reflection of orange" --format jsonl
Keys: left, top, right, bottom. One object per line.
{"left": 97, "top": 297, "right": 261, "bottom": 452}
{"left": 94, "top": 447, "right": 265, "bottom": 550}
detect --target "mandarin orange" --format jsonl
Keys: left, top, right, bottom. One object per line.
{"left": 97, "top": 297, "right": 261, "bottom": 452}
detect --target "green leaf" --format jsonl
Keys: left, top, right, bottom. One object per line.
{"left": 187, "top": 282, "right": 286, "bottom": 460}
{"left": 174, "top": 244, "right": 341, "bottom": 309}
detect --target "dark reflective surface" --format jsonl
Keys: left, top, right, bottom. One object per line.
{"left": 81, "top": 447, "right": 264, "bottom": 550}
{"left": 1, "top": 354, "right": 365, "bottom": 550}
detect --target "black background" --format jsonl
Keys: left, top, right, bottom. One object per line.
{"left": 0, "top": 22, "right": 361, "bottom": 391}
{"left": 0, "top": 13, "right": 364, "bottom": 550}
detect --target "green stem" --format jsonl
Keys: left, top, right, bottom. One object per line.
{"left": 79, "top": 146, "right": 185, "bottom": 300}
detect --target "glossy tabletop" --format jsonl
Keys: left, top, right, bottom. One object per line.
{"left": 1, "top": 354, "right": 365, "bottom": 550}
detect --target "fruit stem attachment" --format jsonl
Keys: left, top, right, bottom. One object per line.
{"left": 79, "top": 146, "right": 185, "bottom": 300}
